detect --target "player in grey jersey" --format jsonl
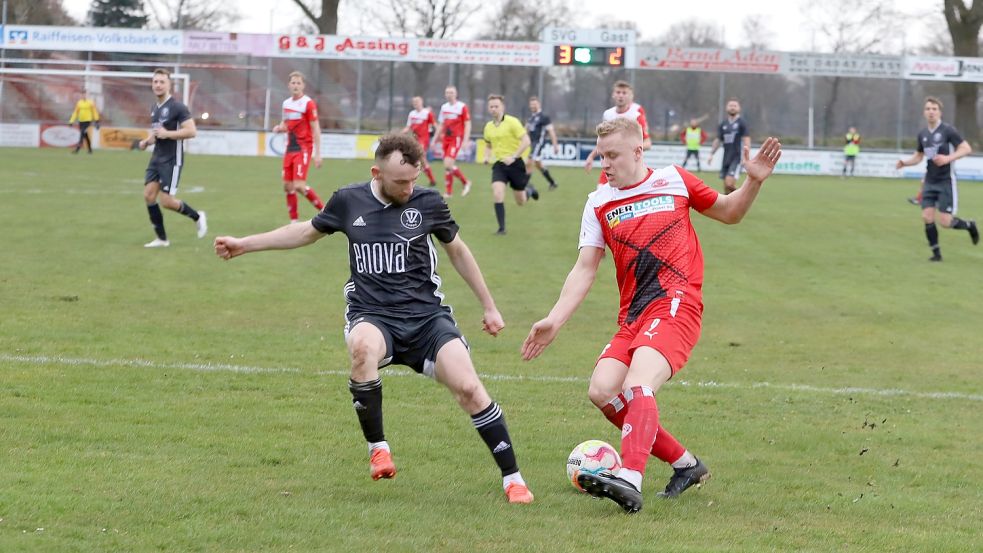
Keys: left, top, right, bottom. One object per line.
{"left": 896, "top": 97, "right": 978, "bottom": 261}
{"left": 214, "top": 134, "right": 534, "bottom": 504}
{"left": 138, "top": 68, "right": 207, "bottom": 248}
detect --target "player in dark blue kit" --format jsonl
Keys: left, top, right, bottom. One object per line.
{"left": 897, "top": 97, "right": 978, "bottom": 261}
{"left": 138, "top": 68, "right": 207, "bottom": 248}
{"left": 214, "top": 133, "right": 534, "bottom": 504}
{"left": 525, "top": 96, "right": 560, "bottom": 190}
{"left": 707, "top": 98, "right": 750, "bottom": 194}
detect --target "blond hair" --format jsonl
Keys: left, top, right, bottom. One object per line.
{"left": 596, "top": 117, "right": 643, "bottom": 140}
{"left": 288, "top": 71, "right": 305, "bottom": 82}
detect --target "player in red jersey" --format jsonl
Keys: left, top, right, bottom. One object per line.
{"left": 272, "top": 71, "right": 324, "bottom": 222}
{"left": 584, "top": 81, "right": 652, "bottom": 187}
{"left": 432, "top": 85, "right": 472, "bottom": 198}
{"left": 523, "top": 117, "right": 782, "bottom": 514}
{"left": 402, "top": 95, "right": 438, "bottom": 186}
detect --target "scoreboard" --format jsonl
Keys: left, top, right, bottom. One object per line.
{"left": 553, "top": 45, "right": 625, "bottom": 67}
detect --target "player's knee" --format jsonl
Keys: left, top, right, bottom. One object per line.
{"left": 922, "top": 213, "right": 935, "bottom": 224}
{"left": 587, "top": 380, "right": 618, "bottom": 408}
{"left": 452, "top": 378, "right": 487, "bottom": 409}
{"left": 143, "top": 189, "right": 157, "bottom": 204}
{"left": 348, "top": 337, "right": 382, "bottom": 366}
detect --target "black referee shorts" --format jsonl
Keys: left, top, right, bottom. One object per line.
{"left": 491, "top": 159, "right": 529, "bottom": 191}
{"left": 345, "top": 310, "right": 467, "bottom": 377}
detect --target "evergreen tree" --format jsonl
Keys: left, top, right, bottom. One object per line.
{"left": 87, "top": 0, "right": 148, "bottom": 28}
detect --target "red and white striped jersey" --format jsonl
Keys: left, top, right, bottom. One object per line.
{"left": 282, "top": 95, "right": 318, "bottom": 152}
{"left": 579, "top": 165, "right": 719, "bottom": 325}
{"left": 438, "top": 101, "right": 470, "bottom": 138}
{"left": 603, "top": 102, "right": 650, "bottom": 139}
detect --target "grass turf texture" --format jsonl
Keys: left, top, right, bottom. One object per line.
{"left": 1, "top": 148, "right": 981, "bottom": 552}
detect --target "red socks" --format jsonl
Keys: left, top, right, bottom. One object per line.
{"left": 452, "top": 167, "right": 468, "bottom": 184}
{"left": 445, "top": 171, "right": 454, "bottom": 195}
{"left": 620, "top": 386, "right": 660, "bottom": 473}
{"left": 304, "top": 188, "right": 324, "bottom": 210}
{"left": 424, "top": 165, "right": 436, "bottom": 184}
{"left": 286, "top": 192, "right": 298, "bottom": 220}
{"left": 600, "top": 389, "right": 685, "bottom": 466}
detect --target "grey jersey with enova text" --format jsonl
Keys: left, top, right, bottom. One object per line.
{"left": 311, "top": 182, "right": 460, "bottom": 317}
{"left": 917, "top": 122, "right": 964, "bottom": 185}
{"left": 150, "top": 97, "right": 192, "bottom": 164}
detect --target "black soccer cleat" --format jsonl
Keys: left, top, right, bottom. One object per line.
{"left": 657, "top": 458, "right": 711, "bottom": 498}
{"left": 969, "top": 220, "right": 979, "bottom": 245}
{"left": 527, "top": 185, "right": 540, "bottom": 201}
{"left": 577, "top": 471, "right": 642, "bottom": 514}
{"left": 549, "top": 182, "right": 558, "bottom": 190}
{"left": 929, "top": 253, "right": 943, "bottom": 262}
{"left": 907, "top": 197, "right": 920, "bottom": 206}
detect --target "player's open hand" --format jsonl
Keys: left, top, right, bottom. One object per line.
{"left": 932, "top": 154, "right": 950, "bottom": 167}
{"left": 314, "top": 156, "right": 323, "bottom": 169}
{"left": 521, "top": 318, "right": 560, "bottom": 361}
{"left": 214, "top": 236, "right": 245, "bottom": 260}
{"left": 482, "top": 308, "right": 505, "bottom": 337}
{"left": 743, "top": 137, "right": 782, "bottom": 183}
{"left": 583, "top": 159, "right": 594, "bottom": 172}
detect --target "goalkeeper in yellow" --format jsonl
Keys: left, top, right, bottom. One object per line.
{"left": 69, "top": 92, "right": 100, "bottom": 154}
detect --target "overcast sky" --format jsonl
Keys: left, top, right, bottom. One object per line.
{"left": 61, "top": 0, "right": 939, "bottom": 53}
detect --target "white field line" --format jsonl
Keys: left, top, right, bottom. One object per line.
{"left": 2, "top": 353, "right": 981, "bottom": 403}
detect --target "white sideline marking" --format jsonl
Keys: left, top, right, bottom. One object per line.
{"left": 2, "top": 353, "right": 981, "bottom": 402}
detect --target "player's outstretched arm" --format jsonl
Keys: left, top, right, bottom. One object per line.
{"left": 214, "top": 221, "right": 325, "bottom": 260}
{"left": 701, "top": 137, "right": 782, "bottom": 225}
{"left": 521, "top": 246, "right": 604, "bottom": 361}
{"left": 896, "top": 151, "right": 924, "bottom": 169}
{"left": 441, "top": 236, "right": 504, "bottom": 336}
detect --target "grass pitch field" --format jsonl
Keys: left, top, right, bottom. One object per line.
{"left": 1, "top": 148, "right": 981, "bottom": 552}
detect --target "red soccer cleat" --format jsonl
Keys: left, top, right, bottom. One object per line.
{"left": 369, "top": 448, "right": 396, "bottom": 480}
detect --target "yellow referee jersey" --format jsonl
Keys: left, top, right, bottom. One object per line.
{"left": 69, "top": 98, "right": 100, "bottom": 123}
{"left": 483, "top": 114, "right": 526, "bottom": 161}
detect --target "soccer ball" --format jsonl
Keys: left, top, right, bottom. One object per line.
{"left": 566, "top": 440, "right": 622, "bottom": 492}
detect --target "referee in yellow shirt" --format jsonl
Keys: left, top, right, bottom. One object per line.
{"left": 68, "top": 92, "right": 100, "bottom": 154}
{"left": 483, "top": 94, "right": 535, "bottom": 235}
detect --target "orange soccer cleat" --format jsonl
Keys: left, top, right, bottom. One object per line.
{"left": 369, "top": 448, "right": 396, "bottom": 480}
{"left": 504, "top": 482, "right": 534, "bottom": 504}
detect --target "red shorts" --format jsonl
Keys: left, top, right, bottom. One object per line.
{"left": 597, "top": 295, "right": 703, "bottom": 376}
{"left": 442, "top": 136, "right": 463, "bottom": 160}
{"left": 415, "top": 135, "right": 430, "bottom": 152}
{"left": 282, "top": 149, "right": 311, "bottom": 182}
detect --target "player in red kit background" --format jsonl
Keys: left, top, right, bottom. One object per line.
{"left": 402, "top": 95, "right": 438, "bottom": 187}
{"left": 432, "top": 85, "right": 472, "bottom": 198}
{"left": 584, "top": 81, "right": 652, "bottom": 187}
{"left": 523, "top": 117, "right": 782, "bottom": 514}
{"left": 272, "top": 71, "right": 325, "bottom": 222}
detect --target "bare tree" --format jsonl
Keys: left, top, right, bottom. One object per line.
{"left": 806, "top": 0, "right": 899, "bottom": 146}
{"left": 943, "top": 0, "right": 983, "bottom": 146}
{"left": 370, "top": 0, "right": 482, "bottom": 95}
{"left": 5, "top": 0, "right": 76, "bottom": 25}
{"left": 145, "top": 0, "right": 240, "bottom": 30}
{"left": 479, "top": 0, "right": 572, "bottom": 105}
{"left": 289, "top": 0, "right": 341, "bottom": 34}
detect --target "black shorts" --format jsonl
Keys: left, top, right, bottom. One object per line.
{"left": 491, "top": 159, "right": 529, "bottom": 190}
{"left": 719, "top": 154, "right": 742, "bottom": 179}
{"left": 345, "top": 310, "right": 467, "bottom": 377}
{"left": 844, "top": 155, "right": 857, "bottom": 161}
{"left": 530, "top": 140, "right": 546, "bottom": 161}
{"left": 145, "top": 160, "right": 182, "bottom": 194}
{"left": 921, "top": 181, "right": 957, "bottom": 214}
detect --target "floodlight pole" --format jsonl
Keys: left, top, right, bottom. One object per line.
{"left": 808, "top": 76, "right": 815, "bottom": 150}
